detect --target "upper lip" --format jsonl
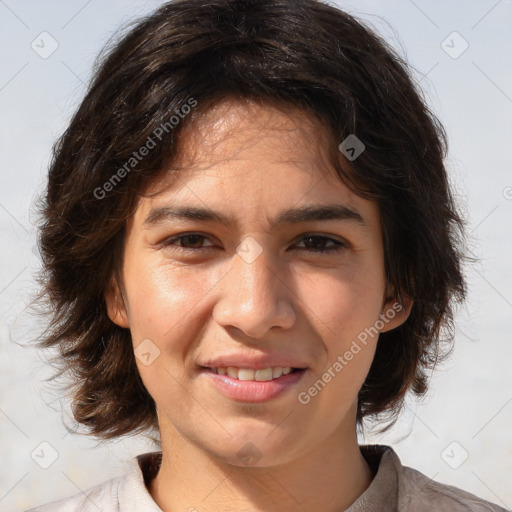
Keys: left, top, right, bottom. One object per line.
{"left": 200, "top": 354, "right": 309, "bottom": 370}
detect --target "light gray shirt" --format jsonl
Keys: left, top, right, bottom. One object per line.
{"left": 24, "top": 444, "right": 509, "bottom": 511}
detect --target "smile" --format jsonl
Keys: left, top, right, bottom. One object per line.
{"left": 201, "top": 367, "right": 307, "bottom": 403}
{"left": 208, "top": 366, "right": 302, "bottom": 381}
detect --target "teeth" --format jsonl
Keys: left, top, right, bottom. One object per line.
{"left": 211, "top": 366, "right": 296, "bottom": 381}
{"left": 227, "top": 367, "right": 238, "bottom": 379}
{"left": 257, "top": 368, "right": 275, "bottom": 380}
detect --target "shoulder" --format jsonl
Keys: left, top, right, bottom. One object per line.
{"left": 23, "top": 451, "right": 163, "bottom": 512}
{"left": 23, "top": 474, "right": 123, "bottom": 512}
{"left": 383, "top": 446, "right": 509, "bottom": 512}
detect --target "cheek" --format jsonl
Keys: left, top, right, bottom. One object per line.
{"left": 298, "top": 263, "right": 384, "bottom": 394}
{"left": 125, "top": 263, "right": 213, "bottom": 396}
{"left": 125, "top": 260, "right": 209, "bottom": 339}
{"left": 301, "top": 264, "right": 385, "bottom": 341}
{"left": 298, "top": 275, "right": 381, "bottom": 414}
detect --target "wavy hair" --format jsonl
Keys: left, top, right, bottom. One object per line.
{"left": 34, "top": 0, "right": 467, "bottom": 439}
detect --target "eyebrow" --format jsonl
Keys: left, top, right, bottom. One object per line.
{"left": 143, "top": 204, "right": 367, "bottom": 228}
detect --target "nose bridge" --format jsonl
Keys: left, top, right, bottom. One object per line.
{"left": 213, "top": 240, "right": 295, "bottom": 338}
{"left": 236, "top": 245, "right": 278, "bottom": 306}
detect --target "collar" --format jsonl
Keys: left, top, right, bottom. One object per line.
{"left": 132, "top": 444, "right": 398, "bottom": 512}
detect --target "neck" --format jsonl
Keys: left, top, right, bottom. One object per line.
{"left": 148, "top": 413, "right": 374, "bottom": 512}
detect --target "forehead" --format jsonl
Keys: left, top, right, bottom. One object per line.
{"left": 147, "top": 100, "right": 350, "bottom": 190}
{"left": 175, "top": 98, "right": 331, "bottom": 161}
{"left": 133, "top": 98, "right": 376, "bottom": 226}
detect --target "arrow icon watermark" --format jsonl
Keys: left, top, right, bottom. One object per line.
{"left": 338, "top": 134, "right": 365, "bottom": 161}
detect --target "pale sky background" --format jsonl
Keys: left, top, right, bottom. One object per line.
{"left": 0, "top": 0, "right": 511, "bottom": 510}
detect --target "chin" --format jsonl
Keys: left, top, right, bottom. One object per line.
{"left": 201, "top": 431, "right": 304, "bottom": 469}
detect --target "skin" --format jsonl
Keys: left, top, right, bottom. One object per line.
{"left": 106, "top": 99, "right": 412, "bottom": 512}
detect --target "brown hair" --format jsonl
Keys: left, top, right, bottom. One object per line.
{"left": 34, "top": 0, "right": 467, "bottom": 440}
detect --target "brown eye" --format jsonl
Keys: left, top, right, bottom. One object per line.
{"left": 294, "top": 235, "right": 346, "bottom": 253}
{"left": 162, "top": 233, "right": 214, "bottom": 250}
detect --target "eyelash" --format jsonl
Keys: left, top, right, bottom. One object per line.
{"left": 161, "top": 233, "right": 346, "bottom": 254}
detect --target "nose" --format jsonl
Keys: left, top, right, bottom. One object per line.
{"left": 212, "top": 244, "right": 296, "bottom": 339}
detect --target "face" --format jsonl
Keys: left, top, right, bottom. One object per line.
{"left": 107, "top": 99, "right": 410, "bottom": 467}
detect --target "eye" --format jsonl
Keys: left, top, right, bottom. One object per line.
{"left": 294, "top": 235, "right": 346, "bottom": 253}
{"left": 161, "top": 233, "right": 215, "bottom": 251}
{"left": 161, "top": 233, "right": 347, "bottom": 254}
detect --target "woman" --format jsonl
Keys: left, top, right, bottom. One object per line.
{"left": 27, "top": 0, "right": 507, "bottom": 510}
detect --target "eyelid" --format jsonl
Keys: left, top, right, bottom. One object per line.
{"left": 293, "top": 232, "right": 348, "bottom": 246}
{"left": 160, "top": 231, "right": 349, "bottom": 253}
{"left": 161, "top": 232, "right": 217, "bottom": 249}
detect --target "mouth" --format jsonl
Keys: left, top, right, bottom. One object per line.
{"left": 200, "top": 366, "right": 308, "bottom": 403}
{"left": 203, "top": 366, "right": 305, "bottom": 381}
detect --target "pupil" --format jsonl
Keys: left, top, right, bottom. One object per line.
{"left": 185, "top": 235, "right": 202, "bottom": 248}
{"left": 305, "top": 236, "right": 324, "bottom": 249}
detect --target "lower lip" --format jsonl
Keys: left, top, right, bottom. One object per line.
{"left": 201, "top": 368, "right": 307, "bottom": 403}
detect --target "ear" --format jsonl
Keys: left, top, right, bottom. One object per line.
{"left": 105, "top": 277, "right": 130, "bottom": 329}
{"left": 379, "top": 285, "right": 413, "bottom": 333}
